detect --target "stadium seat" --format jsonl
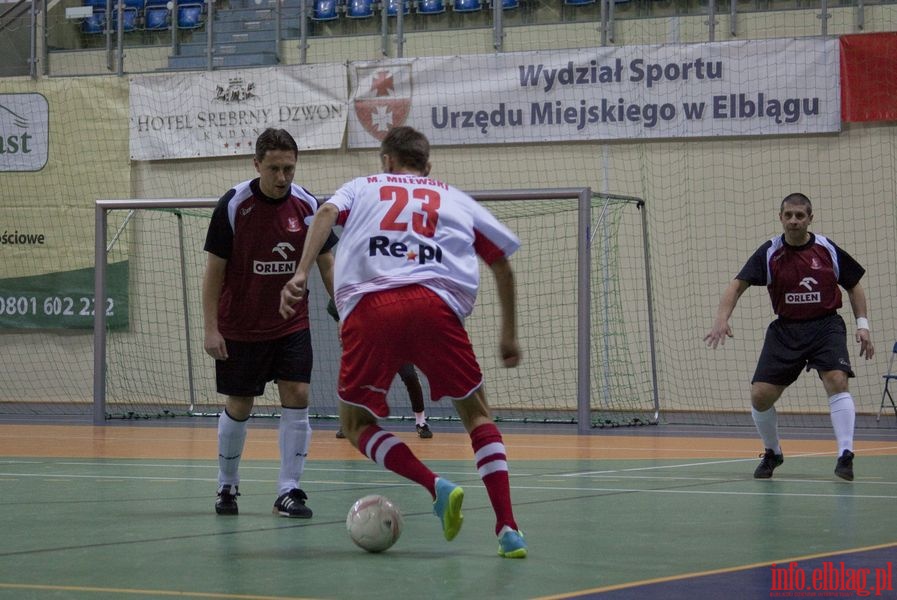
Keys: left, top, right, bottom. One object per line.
{"left": 452, "top": 0, "right": 480, "bottom": 11}
{"left": 417, "top": 0, "right": 445, "bottom": 13}
{"left": 81, "top": 8, "right": 106, "bottom": 33}
{"left": 346, "top": 0, "right": 374, "bottom": 18}
{"left": 384, "top": 0, "right": 410, "bottom": 16}
{"left": 113, "top": 6, "right": 140, "bottom": 31}
{"left": 143, "top": 3, "right": 170, "bottom": 30}
{"left": 501, "top": 0, "right": 519, "bottom": 9}
{"left": 563, "top": 0, "right": 595, "bottom": 5}
{"left": 311, "top": 0, "right": 340, "bottom": 20}
{"left": 879, "top": 341, "right": 897, "bottom": 423}
{"left": 176, "top": 2, "right": 204, "bottom": 28}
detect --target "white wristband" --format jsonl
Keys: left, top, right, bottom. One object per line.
{"left": 856, "top": 317, "right": 869, "bottom": 331}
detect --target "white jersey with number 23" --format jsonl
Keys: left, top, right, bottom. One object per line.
{"left": 326, "top": 173, "right": 521, "bottom": 323}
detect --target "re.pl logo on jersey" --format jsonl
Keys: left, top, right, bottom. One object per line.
{"left": 769, "top": 561, "right": 894, "bottom": 597}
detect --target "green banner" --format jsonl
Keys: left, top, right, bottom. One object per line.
{"left": 0, "top": 261, "right": 129, "bottom": 330}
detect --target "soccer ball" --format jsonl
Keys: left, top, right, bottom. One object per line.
{"left": 346, "top": 494, "right": 403, "bottom": 553}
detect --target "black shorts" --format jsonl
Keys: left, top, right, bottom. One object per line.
{"left": 752, "top": 313, "right": 854, "bottom": 386}
{"left": 215, "top": 329, "right": 313, "bottom": 397}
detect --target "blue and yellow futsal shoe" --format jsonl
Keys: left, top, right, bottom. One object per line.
{"left": 433, "top": 477, "right": 464, "bottom": 541}
{"left": 498, "top": 529, "right": 528, "bottom": 559}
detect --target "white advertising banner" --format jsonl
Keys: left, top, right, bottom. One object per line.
{"left": 347, "top": 38, "right": 840, "bottom": 148}
{"left": 130, "top": 64, "right": 347, "bottom": 160}
{"left": 0, "top": 93, "right": 49, "bottom": 172}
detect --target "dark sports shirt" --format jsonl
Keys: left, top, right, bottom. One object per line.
{"left": 735, "top": 233, "right": 864, "bottom": 321}
{"left": 204, "top": 178, "right": 337, "bottom": 341}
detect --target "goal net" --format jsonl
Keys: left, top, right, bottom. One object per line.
{"left": 93, "top": 190, "right": 658, "bottom": 428}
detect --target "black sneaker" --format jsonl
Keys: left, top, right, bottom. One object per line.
{"left": 753, "top": 448, "right": 784, "bottom": 479}
{"left": 215, "top": 485, "right": 239, "bottom": 515}
{"left": 273, "top": 488, "right": 313, "bottom": 518}
{"left": 416, "top": 423, "right": 433, "bottom": 439}
{"left": 335, "top": 428, "right": 346, "bottom": 439}
{"left": 835, "top": 450, "right": 855, "bottom": 481}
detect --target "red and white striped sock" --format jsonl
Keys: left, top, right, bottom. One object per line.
{"left": 357, "top": 424, "right": 438, "bottom": 497}
{"left": 471, "top": 423, "right": 518, "bottom": 535}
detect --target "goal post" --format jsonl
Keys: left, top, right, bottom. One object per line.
{"left": 93, "top": 189, "right": 659, "bottom": 431}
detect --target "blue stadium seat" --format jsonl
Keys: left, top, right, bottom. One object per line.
{"left": 384, "top": 0, "right": 410, "bottom": 15}
{"left": 311, "top": 0, "right": 340, "bottom": 20}
{"left": 417, "top": 0, "right": 445, "bottom": 13}
{"left": 563, "top": 0, "right": 595, "bottom": 5}
{"left": 177, "top": 2, "right": 204, "bottom": 28}
{"left": 346, "top": 0, "right": 374, "bottom": 17}
{"left": 113, "top": 6, "right": 139, "bottom": 31}
{"left": 143, "top": 3, "right": 170, "bottom": 29}
{"left": 81, "top": 8, "right": 106, "bottom": 33}
{"left": 452, "top": 0, "right": 480, "bottom": 11}
{"left": 501, "top": 0, "right": 519, "bottom": 8}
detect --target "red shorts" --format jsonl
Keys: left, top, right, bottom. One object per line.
{"left": 338, "top": 285, "right": 483, "bottom": 418}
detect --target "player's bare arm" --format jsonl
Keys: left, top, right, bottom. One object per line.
{"left": 704, "top": 279, "right": 750, "bottom": 349}
{"left": 280, "top": 203, "right": 339, "bottom": 319}
{"left": 316, "top": 250, "right": 336, "bottom": 304}
{"left": 846, "top": 283, "right": 874, "bottom": 359}
{"left": 489, "top": 257, "right": 520, "bottom": 368}
{"left": 201, "top": 253, "right": 229, "bottom": 360}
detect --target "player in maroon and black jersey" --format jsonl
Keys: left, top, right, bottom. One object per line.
{"left": 704, "top": 193, "right": 874, "bottom": 481}
{"left": 202, "top": 128, "right": 337, "bottom": 518}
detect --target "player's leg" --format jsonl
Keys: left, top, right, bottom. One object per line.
{"left": 340, "top": 286, "right": 461, "bottom": 541}
{"left": 214, "top": 338, "right": 266, "bottom": 515}
{"left": 750, "top": 321, "right": 801, "bottom": 479}
{"left": 453, "top": 386, "right": 526, "bottom": 557}
{"left": 413, "top": 291, "right": 525, "bottom": 557}
{"left": 750, "top": 382, "right": 787, "bottom": 478}
{"left": 811, "top": 316, "right": 857, "bottom": 480}
{"left": 820, "top": 370, "right": 855, "bottom": 480}
{"left": 399, "top": 363, "right": 431, "bottom": 438}
{"left": 272, "top": 330, "right": 314, "bottom": 517}
{"left": 216, "top": 395, "right": 253, "bottom": 514}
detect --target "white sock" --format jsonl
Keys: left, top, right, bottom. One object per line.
{"left": 751, "top": 406, "right": 781, "bottom": 455}
{"left": 414, "top": 411, "right": 427, "bottom": 427}
{"left": 218, "top": 409, "right": 249, "bottom": 490}
{"left": 828, "top": 392, "right": 855, "bottom": 455}
{"left": 278, "top": 407, "right": 311, "bottom": 495}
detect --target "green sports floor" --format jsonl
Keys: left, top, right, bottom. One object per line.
{"left": 0, "top": 421, "right": 894, "bottom": 600}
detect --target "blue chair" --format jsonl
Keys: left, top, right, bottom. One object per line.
{"left": 417, "top": 0, "right": 445, "bottom": 13}
{"left": 113, "top": 6, "right": 139, "bottom": 31}
{"left": 143, "top": 3, "right": 170, "bottom": 29}
{"left": 879, "top": 341, "right": 897, "bottom": 423}
{"left": 177, "top": 2, "right": 204, "bottom": 28}
{"left": 311, "top": 0, "right": 340, "bottom": 20}
{"left": 501, "top": 0, "right": 518, "bottom": 8}
{"left": 384, "top": 0, "right": 410, "bottom": 15}
{"left": 563, "top": 0, "right": 595, "bottom": 5}
{"left": 346, "top": 0, "right": 374, "bottom": 17}
{"left": 452, "top": 0, "right": 480, "bottom": 11}
{"left": 81, "top": 7, "right": 106, "bottom": 33}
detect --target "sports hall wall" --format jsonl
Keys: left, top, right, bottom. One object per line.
{"left": 1, "top": 7, "right": 895, "bottom": 423}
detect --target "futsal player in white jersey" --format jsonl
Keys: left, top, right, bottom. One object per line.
{"left": 280, "top": 126, "right": 528, "bottom": 558}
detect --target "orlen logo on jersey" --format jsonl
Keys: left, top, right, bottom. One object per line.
{"left": 253, "top": 242, "right": 296, "bottom": 274}
{"left": 253, "top": 260, "right": 295, "bottom": 274}
{"left": 786, "top": 277, "right": 820, "bottom": 304}
{"left": 369, "top": 235, "right": 443, "bottom": 264}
